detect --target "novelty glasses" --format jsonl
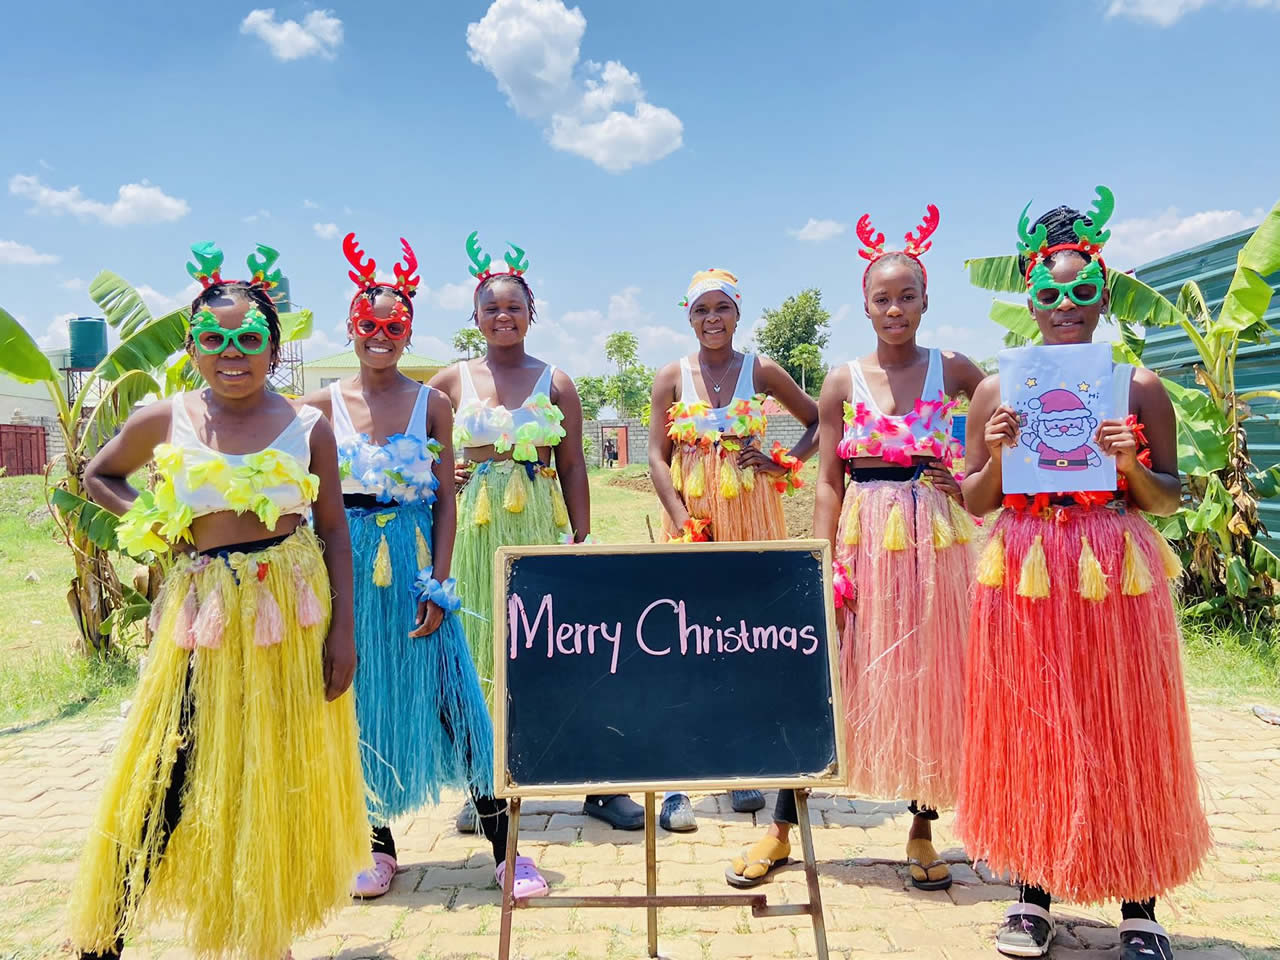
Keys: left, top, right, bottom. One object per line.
{"left": 1027, "top": 260, "right": 1106, "bottom": 309}
{"left": 352, "top": 299, "right": 412, "bottom": 340}
{"left": 191, "top": 307, "right": 271, "bottom": 355}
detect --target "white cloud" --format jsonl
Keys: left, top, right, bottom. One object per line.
{"left": 61, "top": 277, "right": 82, "bottom": 291}
{"left": 1106, "top": 0, "right": 1280, "bottom": 25}
{"left": 9, "top": 174, "right": 189, "bottom": 226}
{"left": 528, "top": 286, "right": 694, "bottom": 376}
{"left": 1103, "top": 205, "right": 1265, "bottom": 269}
{"left": 36, "top": 312, "right": 78, "bottom": 350}
{"left": 136, "top": 281, "right": 201, "bottom": 317}
{"left": 0, "top": 239, "right": 59, "bottom": 265}
{"left": 303, "top": 198, "right": 319, "bottom": 209}
{"left": 466, "top": 0, "right": 682, "bottom": 173}
{"left": 433, "top": 282, "right": 475, "bottom": 312}
{"left": 787, "top": 218, "right": 849, "bottom": 243}
{"left": 240, "top": 8, "right": 343, "bottom": 60}
{"left": 242, "top": 208, "right": 271, "bottom": 223}
{"left": 313, "top": 222, "right": 340, "bottom": 240}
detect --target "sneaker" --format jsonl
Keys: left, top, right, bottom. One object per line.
{"left": 1119, "top": 919, "right": 1173, "bottom": 959}
{"left": 995, "top": 903, "right": 1054, "bottom": 957}
{"left": 659, "top": 793, "right": 697, "bottom": 832}
{"left": 730, "top": 789, "right": 765, "bottom": 813}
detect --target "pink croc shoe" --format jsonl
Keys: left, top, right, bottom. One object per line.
{"left": 351, "top": 852, "right": 397, "bottom": 899}
{"left": 495, "top": 855, "right": 550, "bottom": 900}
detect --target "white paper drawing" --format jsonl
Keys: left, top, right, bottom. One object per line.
{"left": 999, "top": 343, "right": 1123, "bottom": 495}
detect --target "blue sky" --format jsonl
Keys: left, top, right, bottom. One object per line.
{"left": 2, "top": 0, "right": 1278, "bottom": 378}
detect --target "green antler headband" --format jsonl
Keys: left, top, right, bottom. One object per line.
{"left": 186, "top": 241, "right": 285, "bottom": 293}
{"left": 466, "top": 230, "right": 529, "bottom": 287}
{"left": 1016, "top": 185, "right": 1115, "bottom": 282}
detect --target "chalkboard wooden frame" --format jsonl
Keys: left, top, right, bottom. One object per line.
{"left": 491, "top": 539, "right": 846, "bottom": 797}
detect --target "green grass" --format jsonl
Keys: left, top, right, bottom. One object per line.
{"left": 0, "top": 473, "right": 140, "bottom": 730}
{"left": 1181, "top": 615, "right": 1280, "bottom": 702}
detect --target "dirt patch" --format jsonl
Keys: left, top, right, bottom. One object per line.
{"left": 782, "top": 480, "right": 816, "bottom": 539}
{"left": 604, "top": 470, "right": 656, "bottom": 494}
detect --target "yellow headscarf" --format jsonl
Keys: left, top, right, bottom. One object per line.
{"left": 682, "top": 268, "right": 741, "bottom": 316}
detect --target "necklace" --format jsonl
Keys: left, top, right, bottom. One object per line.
{"left": 702, "top": 354, "right": 736, "bottom": 394}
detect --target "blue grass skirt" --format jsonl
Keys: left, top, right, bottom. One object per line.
{"left": 347, "top": 500, "right": 494, "bottom": 823}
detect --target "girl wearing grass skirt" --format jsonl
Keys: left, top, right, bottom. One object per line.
{"left": 959, "top": 189, "right": 1209, "bottom": 959}
{"left": 726, "top": 208, "right": 985, "bottom": 891}
{"left": 649, "top": 268, "right": 819, "bottom": 832}
{"left": 430, "top": 232, "right": 643, "bottom": 833}
{"left": 300, "top": 234, "right": 546, "bottom": 901}
{"left": 70, "top": 243, "right": 368, "bottom": 959}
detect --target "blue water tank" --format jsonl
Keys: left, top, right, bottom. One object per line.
{"left": 68, "top": 317, "right": 107, "bottom": 370}
{"left": 951, "top": 414, "right": 967, "bottom": 451}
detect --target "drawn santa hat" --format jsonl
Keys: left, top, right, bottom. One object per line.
{"left": 1028, "top": 388, "right": 1092, "bottom": 422}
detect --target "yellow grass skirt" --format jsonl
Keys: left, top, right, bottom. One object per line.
{"left": 69, "top": 527, "right": 370, "bottom": 958}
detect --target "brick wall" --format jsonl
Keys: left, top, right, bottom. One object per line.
{"left": 11, "top": 414, "right": 65, "bottom": 465}
{"left": 583, "top": 413, "right": 809, "bottom": 470}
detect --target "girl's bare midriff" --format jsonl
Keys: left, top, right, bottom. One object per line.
{"left": 189, "top": 511, "right": 304, "bottom": 553}
{"left": 463, "top": 443, "right": 555, "bottom": 466}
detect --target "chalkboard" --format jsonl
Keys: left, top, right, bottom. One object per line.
{"left": 492, "top": 540, "right": 844, "bottom": 796}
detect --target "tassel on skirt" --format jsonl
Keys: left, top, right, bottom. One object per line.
{"left": 454, "top": 460, "right": 570, "bottom": 698}
{"left": 956, "top": 505, "right": 1210, "bottom": 903}
{"left": 660, "top": 443, "right": 786, "bottom": 541}
{"left": 347, "top": 500, "right": 494, "bottom": 822}
{"left": 69, "top": 526, "right": 370, "bottom": 959}
{"left": 834, "top": 479, "right": 974, "bottom": 807}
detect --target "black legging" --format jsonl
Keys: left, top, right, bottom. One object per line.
{"left": 1020, "top": 884, "right": 1156, "bottom": 922}
{"left": 771, "top": 791, "right": 936, "bottom": 825}
{"left": 374, "top": 707, "right": 510, "bottom": 864}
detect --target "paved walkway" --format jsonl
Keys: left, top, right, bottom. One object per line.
{"left": 1, "top": 701, "right": 1277, "bottom": 959}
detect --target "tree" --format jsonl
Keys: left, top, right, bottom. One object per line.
{"left": 577, "top": 374, "right": 608, "bottom": 421}
{"left": 755, "top": 289, "right": 831, "bottom": 393}
{"left": 788, "top": 343, "right": 824, "bottom": 395}
{"left": 453, "top": 327, "right": 486, "bottom": 359}
{"left": 607, "top": 365, "right": 654, "bottom": 419}
{"left": 967, "top": 197, "right": 1280, "bottom": 623}
{"left": 605, "top": 331, "right": 639, "bottom": 372}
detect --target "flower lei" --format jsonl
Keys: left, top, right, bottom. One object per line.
{"left": 837, "top": 396, "right": 963, "bottom": 470}
{"left": 833, "top": 560, "right": 854, "bottom": 609}
{"left": 666, "top": 394, "right": 768, "bottom": 449}
{"left": 769, "top": 442, "right": 804, "bottom": 496}
{"left": 671, "top": 517, "right": 711, "bottom": 543}
{"left": 453, "top": 394, "right": 566, "bottom": 462}
{"left": 338, "top": 433, "right": 442, "bottom": 504}
{"left": 115, "top": 443, "right": 320, "bottom": 556}
{"left": 412, "top": 566, "right": 462, "bottom": 612}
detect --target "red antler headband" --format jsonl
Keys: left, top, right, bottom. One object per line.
{"left": 856, "top": 204, "right": 940, "bottom": 286}
{"left": 343, "top": 233, "right": 420, "bottom": 302}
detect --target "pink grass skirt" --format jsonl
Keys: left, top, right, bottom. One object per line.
{"left": 835, "top": 479, "right": 973, "bottom": 807}
{"left": 956, "top": 505, "right": 1210, "bottom": 903}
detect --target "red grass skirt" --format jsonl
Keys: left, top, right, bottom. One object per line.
{"left": 835, "top": 480, "right": 974, "bottom": 807}
{"left": 660, "top": 443, "right": 786, "bottom": 541}
{"left": 956, "top": 506, "right": 1210, "bottom": 903}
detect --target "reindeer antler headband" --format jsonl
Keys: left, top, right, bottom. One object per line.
{"left": 1016, "top": 185, "right": 1113, "bottom": 282}
{"left": 856, "top": 205, "right": 940, "bottom": 286}
{"left": 186, "top": 242, "right": 284, "bottom": 294}
{"left": 466, "top": 230, "right": 529, "bottom": 291}
{"left": 343, "top": 233, "right": 420, "bottom": 302}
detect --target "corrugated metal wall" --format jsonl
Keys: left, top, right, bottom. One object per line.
{"left": 1135, "top": 228, "right": 1280, "bottom": 545}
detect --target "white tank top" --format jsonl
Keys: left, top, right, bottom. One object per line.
{"left": 329, "top": 382, "right": 440, "bottom": 503}
{"left": 675, "top": 352, "right": 759, "bottom": 434}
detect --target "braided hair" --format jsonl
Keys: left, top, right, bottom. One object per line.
{"left": 350, "top": 283, "right": 415, "bottom": 318}
{"left": 1017, "top": 205, "right": 1107, "bottom": 278}
{"left": 472, "top": 273, "right": 537, "bottom": 324}
{"left": 863, "top": 251, "right": 926, "bottom": 294}
{"left": 188, "top": 282, "right": 282, "bottom": 370}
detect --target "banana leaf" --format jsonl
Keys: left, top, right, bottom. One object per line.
{"left": 966, "top": 256, "right": 1025, "bottom": 294}
{"left": 78, "top": 369, "right": 161, "bottom": 457}
{"left": 88, "top": 270, "right": 154, "bottom": 338}
{"left": 1162, "top": 377, "right": 1229, "bottom": 477}
{"left": 164, "top": 353, "right": 205, "bottom": 394}
{"left": 90, "top": 310, "right": 189, "bottom": 385}
{"left": 99, "top": 584, "right": 151, "bottom": 636}
{"left": 279, "top": 309, "right": 313, "bottom": 343}
{"left": 989, "top": 300, "right": 1040, "bottom": 344}
{"left": 0, "top": 307, "right": 57, "bottom": 383}
{"left": 1250, "top": 540, "right": 1280, "bottom": 580}
{"left": 50, "top": 487, "right": 119, "bottom": 551}
{"left": 1218, "top": 198, "right": 1280, "bottom": 342}
{"left": 1252, "top": 465, "right": 1280, "bottom": 499}
{"left": 1107, "top": 272, "right": 1184, "bottom": 329}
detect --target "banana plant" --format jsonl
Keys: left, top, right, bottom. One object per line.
{"left": 968, "top": 197, "right": 1280, "bottom": 622}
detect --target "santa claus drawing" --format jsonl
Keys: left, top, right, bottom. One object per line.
{"left": 1020, "top": 388, "right": 1101, "bottom": 471}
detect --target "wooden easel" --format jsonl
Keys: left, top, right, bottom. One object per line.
{"left": 496, "top": 790, "right": 830, "bottom": 960}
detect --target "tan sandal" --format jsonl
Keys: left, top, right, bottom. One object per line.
{"left": 905, "top": 837, "right": 952, "bottom": 890}
{"left": 725, "top": 835, "right": 791, "bottom": 888}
